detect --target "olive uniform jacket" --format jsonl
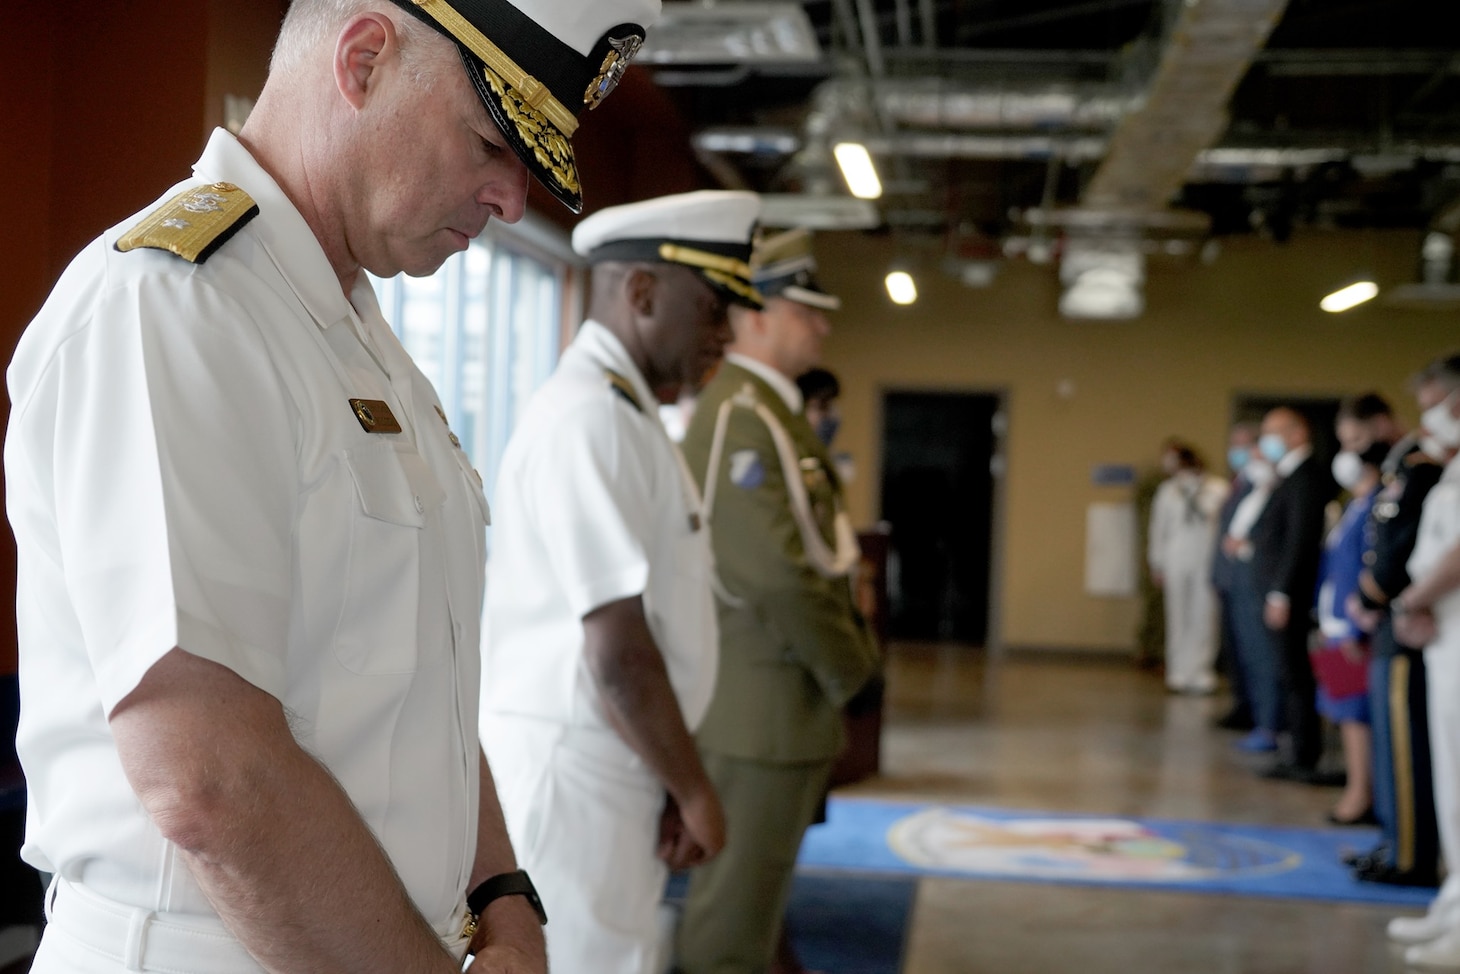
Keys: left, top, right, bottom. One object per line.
{"left": 681, "top": 361, "right": 880, "bottom": 765}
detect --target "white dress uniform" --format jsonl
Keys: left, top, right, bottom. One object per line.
{"left": 1407, "top": 453, "right": 1460, "bottom": 920}
{"left": 5, "top": 129, "right": 490, "bottom": 972}
{"left": 480, "top": 322, "right": 718, "bottom": 974}
{"left": 1148, "top": 471, "right": 1230, "bottom": 692}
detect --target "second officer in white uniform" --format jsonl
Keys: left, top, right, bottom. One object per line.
{"left": 480, "top": 190, "right": 762, "bottom": 974}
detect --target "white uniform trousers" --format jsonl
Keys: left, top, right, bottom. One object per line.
{"left": 1426, "top": 635, "right": 1460, "bottom": 919}
{"left": 33, "top": 876, "right": 472, "bottom": 973}
{"left": 483, "top": 714, "right": 668, "bottom": 974}
{"left": 1163, "top": 560, "right": 1219, "bottom": 692}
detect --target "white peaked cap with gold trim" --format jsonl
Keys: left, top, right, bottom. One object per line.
{"left": 393, "top": 0, "right": 661, "bottom": 214}
{"left": 572, "top": 190, "right": 764, "bottom": 308}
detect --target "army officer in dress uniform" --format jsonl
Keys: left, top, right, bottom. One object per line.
{"left": 676, "top": 228, "right": 881, "bottom": 974}
{"left": 479, "top": 190, "right": 761, "bottom": 974}
{"left": 1350, "top": 387, "right": 1446, "bottom": 889}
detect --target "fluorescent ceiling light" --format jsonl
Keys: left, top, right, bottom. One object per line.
{"left": 1059, "top": 268, "right": 1143, "bottom": 319}
{"left": 886, "top": 271, "right": 918, "bottom": 305}
{"left": 834, "top": 142, "right": 883, "bottom": 200}
{"left": 1319, "top": 280, "right": 1379, "bottom": 313}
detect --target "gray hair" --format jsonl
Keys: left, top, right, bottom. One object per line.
{"left": 271, "top": 0, "right": 455, "bottom": 87}
{"left": 1413, "top": 352, "right": 1460, "bottom": 393}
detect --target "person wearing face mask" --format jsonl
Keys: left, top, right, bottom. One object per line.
{"left": 1383, "top": 354, "right": 1460, "bottom": 968}
{"left": 1344, "top": 388, "right": 1445, "bottom": 889}
{"left": 1311, "top": 407, "right": 1392, "bottom": 826}
{"left": 1250, "top": 407, "right": 1336, "bottom": 782}
{"left": 1211, "top": 422, "right": 1262, "bottom": 729}
{"left": 1148, "top": 442, "right": 1230, "bottom": 693}
{"left": 1220, "top": 440, "right": 1286, "bottom": 752}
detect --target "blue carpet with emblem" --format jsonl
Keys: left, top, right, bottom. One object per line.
{"left": 665, "top": 870, "right": 916, "bottom": 974}
{"left": 796, "top": 797, "right": 1436, "bottom": 908}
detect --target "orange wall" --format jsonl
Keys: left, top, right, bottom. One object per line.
{"left": 0, "top": 1, "right": 284, "bottom": 674}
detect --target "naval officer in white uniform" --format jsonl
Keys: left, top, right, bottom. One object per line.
{"left": 3, "top": 0, "right": 655, "bottom": 971}
{"left": 480, "top": 190, "right": 762, "bottom": 974}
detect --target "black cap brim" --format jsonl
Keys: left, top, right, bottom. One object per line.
{"left": 460, "top": 48, "right": 584, "bottom": 213}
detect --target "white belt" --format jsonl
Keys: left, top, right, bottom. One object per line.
{"left": 46, "top": 878, "right": 474, "bottom": 972}
{"left": 46, "top": 878, "right": 262, "bottom": 974}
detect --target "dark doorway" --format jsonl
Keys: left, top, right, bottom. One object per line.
{"left": 880, "top": 391, "right": 1000, "bottom": 644}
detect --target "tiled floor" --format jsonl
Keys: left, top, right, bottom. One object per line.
{"left": 840, "top": 643, "right": 1427, "bottom": 974}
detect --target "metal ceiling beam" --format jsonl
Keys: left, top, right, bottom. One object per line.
{"left": 1259, "top": 49, "right": 1460, "bottom": 77}
{"left": 953, "top": 0, "right": 1157, "bottom": 42}
{"left": 1080, "top": 0, "right": 1290, "bottom": 214}
{"left": 918, "top": 0, "right": 937, "bottom": 50}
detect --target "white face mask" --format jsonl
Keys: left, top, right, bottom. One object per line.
{"left": 1421, "top": 393, "right": 1460, "bottom": 451}
{"left": 1422, "top": 434, "right": 1452, "bottom": 462}
{"left": 1245, "top": 458, "right": 1276, "bottom": 489}
{"left": 1331, "top": 450, "right": 1362, "bottom": 491}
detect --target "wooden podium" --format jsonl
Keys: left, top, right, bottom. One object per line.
{"left": 830, "top": 528, "right": 890, "bottom": 787}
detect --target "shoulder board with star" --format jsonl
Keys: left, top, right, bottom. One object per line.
{"left": 115, "top": 182, "right": 259, "bottom": 264}
{"left": 604, "top": 369, "right": 644, "bottom": 414}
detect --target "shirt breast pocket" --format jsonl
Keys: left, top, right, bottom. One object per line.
{"left": 334, "top": 444, "right": 433, "bottom": 675}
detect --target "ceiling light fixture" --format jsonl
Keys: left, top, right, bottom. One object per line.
{"left": 834, "top": 142, "right": 883, "bottom": 200}
{"left": 885, "top": 270, "right": 918, "bottom": 305}
{"left": 1319, "top": 280, "right": 1379, "bottom": 313}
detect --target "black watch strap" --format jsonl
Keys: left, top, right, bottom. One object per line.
{"left": 468, "top": 869, "right": 548, "bottom": 926}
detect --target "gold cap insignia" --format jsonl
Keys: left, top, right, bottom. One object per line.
{"left": 585, "top": 35, "right": 644, "bottom": 110}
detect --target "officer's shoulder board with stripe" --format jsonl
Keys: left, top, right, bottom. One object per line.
{"left": 604, "top": 369, "right": 644, "bottom": 413}
{"left": 115, "top": 182, "right": 259, "bottom": 265}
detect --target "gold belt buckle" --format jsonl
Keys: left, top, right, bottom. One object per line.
{"left": 462, "top": 909, "right": 480, "bottom": 940}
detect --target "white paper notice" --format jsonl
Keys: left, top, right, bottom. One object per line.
{"left": 1085, "top": 502, "right": 1137, "bottom": 597}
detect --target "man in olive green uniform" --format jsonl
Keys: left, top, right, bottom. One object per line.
{"left": 676, "top": 230, "right": 880, "bottom": 974}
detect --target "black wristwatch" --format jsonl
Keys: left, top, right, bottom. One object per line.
{"left": 468, "top": 869, "right": 548, "bottom": 927}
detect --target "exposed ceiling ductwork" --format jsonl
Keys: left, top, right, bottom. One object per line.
{"left": 651, "top": 0, "right": 1460, "bottom": 316}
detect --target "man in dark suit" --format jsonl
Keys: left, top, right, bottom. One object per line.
{"left": 1212, "top": 421, "right": 1261, "bottom": 730}
{"left": 1251, "top": 406, "right": 1334, "bottom": 780}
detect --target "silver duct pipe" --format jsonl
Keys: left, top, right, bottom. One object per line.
{"left": 859, "top": 132, "right": 1109, "bottom": 162}
{"left": 694, "top": 125, "right": 1460, "bottom": 176}
{"left": 811, "top": 77, "right": 1138, "bottom": 132}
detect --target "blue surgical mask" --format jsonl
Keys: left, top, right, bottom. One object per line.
{"left": 1227, "top": 446, "right": 1249, "bottom": 472}
{"left": 1259, "top": 433, "right": 1287, "bottom": 464}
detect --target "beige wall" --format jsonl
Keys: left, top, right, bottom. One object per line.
{"left": 816, "top": 228, "right": 1458, "bottom": 653}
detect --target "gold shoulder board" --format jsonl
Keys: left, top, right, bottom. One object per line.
{"left": 605, "top": 369, "right": 644, "bottom": 413}
{"left": 115, "top": 182, "right": 259, "bottom": 264}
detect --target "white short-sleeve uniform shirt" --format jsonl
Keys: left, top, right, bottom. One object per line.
{"left": 480, "top": 320, "right": 718, "bottom": 746}
{"left": 5, "top": 130, "right": 490, "bottom": 935}
{"left": 1410, "top": 454, "right": 1460, "bottom": 647}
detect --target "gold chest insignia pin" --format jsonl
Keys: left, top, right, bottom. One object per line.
{"left": 584, "top": 34, "right": 643, "bottom": 110}
{"left": 349, "top": 398, "right": 403, "bottom": 434}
